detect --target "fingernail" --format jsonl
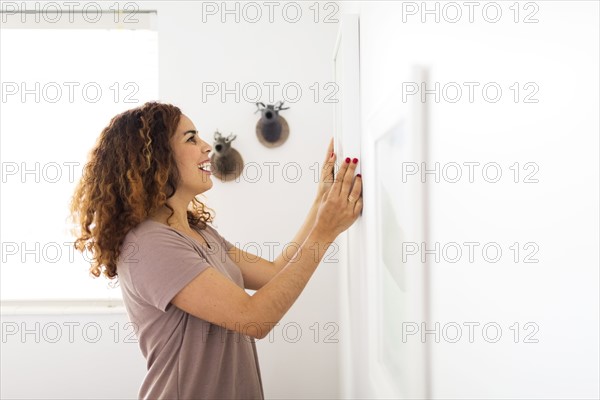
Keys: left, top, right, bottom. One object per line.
{"left": 352, "top": 158, "right": 358, "bottom": 164}
{"left": 345, "top": 157, "right": 351, "bottom": 163}
{"left": 331, "top": 152, "right": 334, "bottom": 158}
{"left": 357, "top": 174, "right": 361, "bottom": 178}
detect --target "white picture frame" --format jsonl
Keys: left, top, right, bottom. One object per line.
{"left": 363, "top": 66, "right": 430, "bottom": 398}
{"left": 332, "top": 15, "right": 429, "bottom": 399}
{"left": 331, "top": 13, "right": 364, "bottom": 398}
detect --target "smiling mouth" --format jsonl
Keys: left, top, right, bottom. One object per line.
{"left": 198, "top": 162, "right": 212, "bottom": 173}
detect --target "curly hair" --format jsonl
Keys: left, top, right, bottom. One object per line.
{"left": 69, "top": 101, "right": 215, "bottom": 280}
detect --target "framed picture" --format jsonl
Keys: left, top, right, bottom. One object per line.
{"left": 364, "top": 66, "right": 430, "bottom": 398}
{"left": 332, "top": 13, "right": 364, "bottom": 398}
{"left": 332, "top": 15, "right": 429, "bottom": 399}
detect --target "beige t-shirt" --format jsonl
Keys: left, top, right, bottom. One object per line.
{"left": 117, "top": 219, "right": 264, "bottom": 399}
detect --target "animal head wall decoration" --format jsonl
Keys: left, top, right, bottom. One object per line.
{"left": 254, "top": 101, "right": 290, "bottom": 148}
{"left": 209, "top": 130, "right": 244, "bottom": 182}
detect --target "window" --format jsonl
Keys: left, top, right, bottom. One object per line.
{"left": 0, "top": 10, "right": 158, "bottom": 300}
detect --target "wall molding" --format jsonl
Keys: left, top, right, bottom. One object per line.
{"left": 0, "top": 299, "right": 126, "bottom": 315}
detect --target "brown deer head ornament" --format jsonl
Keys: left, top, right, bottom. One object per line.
{"left": 255, "top": 101, "right": 290, "bottom": 148}
{"left": 209, "top": 131, "right": 244, "bottom": 182}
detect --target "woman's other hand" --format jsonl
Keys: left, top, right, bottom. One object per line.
{"left": 315, "top": 137, "right": 336, "bottom": 202}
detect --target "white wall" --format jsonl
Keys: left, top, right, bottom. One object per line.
{"left": 1, "top": 306, "right": 147, "bottom": 398}
{"left": 1, "top": 1, "right": 341, "bottom": 399}
{"left": 340, "top": 1, "right": 599, "bottom": 399}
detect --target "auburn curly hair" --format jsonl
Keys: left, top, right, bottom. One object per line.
{"left": 69, "top": 101, "right": 215, "bottom": 280}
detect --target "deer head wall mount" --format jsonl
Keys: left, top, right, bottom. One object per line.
{"left": 209, "top": 130, "right": 244, "bottom": 182}
{"left": 255, "top": 101, "right": 290, "bottom": 148}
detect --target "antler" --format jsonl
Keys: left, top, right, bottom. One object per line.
{"left": 225, "top": 133, "right": 237, "bottom": 143}
{"left": 214, "top": 130, "right": 223, "bottom": 140}
{"left": 274, "top": 100, "right": 290, "bottom": 111}
{"left": 254, "top": 102, "right": 266, "bottom": 114}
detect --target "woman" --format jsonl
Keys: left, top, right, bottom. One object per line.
{"left": 69, "top": 102, "right": 363, "bottom": 399}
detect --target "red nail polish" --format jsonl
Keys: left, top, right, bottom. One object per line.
{"left": 357, "top": 174, "right": 361, "bottom": 178}
{"left": 345, "top": 157, "right": 351, "bottom": 163}
{"left": 331, "top": 152, "right": 334, "bottom": 157}
{"left": 352, "top": 158, "right": 358, "bottom": 164}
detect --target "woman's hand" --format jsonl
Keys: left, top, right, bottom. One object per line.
{"left": 314, "top": 155, "right": 363, "bottom": 240}
{"left": 315, "top": 137, "right": 336, "bottom": 202}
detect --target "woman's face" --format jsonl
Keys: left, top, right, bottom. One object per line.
{"left": 171, "top": 114, "right": 213, "bottom": 194}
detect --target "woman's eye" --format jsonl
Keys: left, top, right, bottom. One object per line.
{"left": 187, "top": 136, "right": 197, "bottom": 143}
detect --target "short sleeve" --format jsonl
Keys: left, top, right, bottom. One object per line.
{"left": 221, "top": 235, "right": 235, "bottom": 251}
{"left": 128, "top": 229, "right": 212, "bottom": 312}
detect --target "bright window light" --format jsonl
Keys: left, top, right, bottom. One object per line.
{"left": 0, "top": 27, "right": 159, "bottom": 301}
